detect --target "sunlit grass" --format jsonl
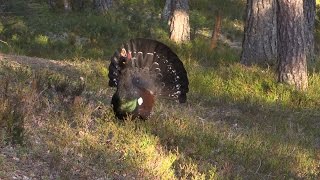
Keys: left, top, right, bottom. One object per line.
{"left": 186, "top": 58, "right": 320, "bottom": 110}
{"left": 34, "top": 35, "right": 49, "bottom": 46}
{"left": 1, "top": 52, "right": 320, "bottom": 178}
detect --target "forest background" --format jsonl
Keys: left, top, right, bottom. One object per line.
{"left": 0, "top": 0, "right": 320, "bottom": 179}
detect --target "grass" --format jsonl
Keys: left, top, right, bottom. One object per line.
{"left": 1, "top": 0, "right": 320, "bottom": 179}
{"left": 1, "top": 51, "right": 319, "bottom": 179}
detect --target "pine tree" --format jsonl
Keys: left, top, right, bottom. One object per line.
{"left": 168, "top": 0, "right": 190, "bottom": 43}
{"left": 277, "top": 0, "right": 308, "bottom": 90}
{"left": 241, "top": 0, "right": 277, "bottom": 66}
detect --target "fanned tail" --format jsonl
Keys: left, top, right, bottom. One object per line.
{"left": 108, "top": 38, "right": 189, "bottom": 103}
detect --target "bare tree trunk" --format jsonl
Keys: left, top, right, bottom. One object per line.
{"left": 277, "top": 0, "right": 308, "bottom": 91}
{"left": 48, "top": 0, "right": 71, "bottom": 11}
{"left": 71, "top": 0, "right": 85, "bottom": 11}
{"left": 48, "top": 0, "right": 55, "bottom": 9}
{"left": 169, "top": 0, "right": 190, "bottom": 44}
{"left": 241, "top": 0, "right": 277, "bottom": 66}
{"left": 304, "top": 0, "right": 316, "bottom": 62}
{"left": 162, "top": 0, "right": 173, "bottom": 22}
{"left": 0, "top": 0, "right": 4, "bottom": 12}
{"left": 93, "top": 0, "right": 113, "bottom": 14}
{"left": 63, "top": 0, "right": 71, "bottom": 11}
{"left": 210, "top": 11, "right": 222, "bottom": 50}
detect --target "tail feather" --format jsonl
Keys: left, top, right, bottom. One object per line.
{"left": 136, "top": 52, "right": 144, "bottom": 68}
{"left": 108, "top": 51, "right": 121, "bottom": 87}
{"left": 143, "top": 53, "right": 154, "bottom": 68}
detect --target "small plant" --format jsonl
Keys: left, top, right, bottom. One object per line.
{"left": 0, "top": 79, "right": 24, "bottom": 145}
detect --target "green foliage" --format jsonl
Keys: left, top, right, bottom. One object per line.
{"left": 190, "top": 0, "right": 245, "bottom": 19}
{"left": 190, "top": 10, "right": 210, "bottom": 39}
{"left": 1, "top": 0, "right": 30, "bottom": 15}
{"left": 0, "top": 0, "right": 167, "bottom": 59}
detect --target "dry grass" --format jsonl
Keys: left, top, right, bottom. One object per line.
{"left": 0, "top": 54, "right": 319, "bottom": 179}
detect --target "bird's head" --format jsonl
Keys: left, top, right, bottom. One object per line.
{"left": 119, "top": 48, "right": 132, "bottom": 69}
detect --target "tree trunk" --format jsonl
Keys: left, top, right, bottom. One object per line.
{"left": 303, "top": 0, "right": 316, "bottom": 62}
{"left": 277, "top": 0, "right": 308, "bottom": 91}
{"left": 169, "top": 0, "right": 190, "bottom": 44}
{"left": 210, "top": 11, "right": 222, "bottom": 50}
{"left": 63, "top": 0, "right": 71, "bottom": 11}
{"left": 93, "top": 0, "right": 113, "bottom": 14}
{"left": 162, "top": 0, "right": 173, "bottom": 23}
{"left": 71, "top": 0, "right": 85, "bottom": 11}
{"left": 241, "top": 0, "right": 277, "bottom": 66}
{"left": 48, "top": 0, "right": 57, "bottom": 10}
{"left": 48, "top": 0, "right": 71, "bottom": 11}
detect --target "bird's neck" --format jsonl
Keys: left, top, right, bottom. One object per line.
{"left": 120, "top": 98, "right": 138, "bottom": 113}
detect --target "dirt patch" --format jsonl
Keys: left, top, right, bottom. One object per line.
{"left": 0, "top": 53, "right": 81, "bottom": 78}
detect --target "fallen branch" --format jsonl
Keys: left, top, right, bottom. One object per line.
{"left": 0, "top": 39, "right": 9, "bottom": 45}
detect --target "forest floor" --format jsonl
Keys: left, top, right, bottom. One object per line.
{"left": 1, "top": 36, "right": 320, "bottom": 178}
{"left": 0, "top": 52, "right": 244, "bottom": 179}
{"left": 0, "top": 53, "right": 79, "bottom": 77}
{"left": 1, "top": 54, "right": 80, "bottom": 179}
{"left": 0, "top": 36, "right": 319, "bottom": 179}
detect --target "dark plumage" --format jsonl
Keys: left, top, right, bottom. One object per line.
{"left": 108, "top": 38, "right": 189, "bottom": 119}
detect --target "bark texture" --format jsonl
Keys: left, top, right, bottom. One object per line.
{"left": 277, "top": 0, "right": 308, "bottom": 91}
{"left": 162, "top": 0, "right": 173, "bottom": 22}
{"left": 210, "top": 12, "right": 222, "bottom": 50}
{"left": 169, "top": 0, "right": 190, "bottom": 43}
{"left": 63, "top": 0, "right": 71, "bottom": 11}
{"left": 241, "top": 0, "right": 277, "bottom": 66}
{"left": 93, "top": 0, "right": 113, "bottom": 14}
{"left": 48, "top": 0, "right": 72, "bottom": 11}
{"left": 303, "top": 0, "right": 316, "bottom": 62}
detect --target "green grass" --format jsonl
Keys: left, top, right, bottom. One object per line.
{"left": 1, "top": 51, "right": 319, "bottom": 179}
{"left": 1, "top": 0, "right": 320, "bottom": 179}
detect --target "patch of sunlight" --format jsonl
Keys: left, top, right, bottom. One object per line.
{"left": 87, "top": 48, "right": 104, "bottom": 58}
{"left": 98, "top": 66, "right": 108, "bottom": 78}
{"left": 35, "top": 35, "right": 49, "bottom": 46}
{"left": 96, "top": 121, "right": 177, "bottom": 179}
{"left": 12, "top": 20, "right": 28, "bottom": 33}
{"left": 126, "top": 132, "right": 177, "bottom": 179}
{"left": 230, "top": 128, "right": 319, "bottom": 177}
{"left": 232, "top": 19, "right": 244, "bottom": 32}
{"left": 196, "top": 28, "right": 211, "bottom": 38}
{"left": 176, "top": 158, "right": 206, "bottom": 180}
{"left": 11, "top": 34, "right": 19, "bottom": 42}
{"left": 294, "top": 149, "right": 319, "bottom": 178}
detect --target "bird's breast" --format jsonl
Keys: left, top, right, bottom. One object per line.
{"left": 138, "top": 89, "right": 155, "bottom": 119}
